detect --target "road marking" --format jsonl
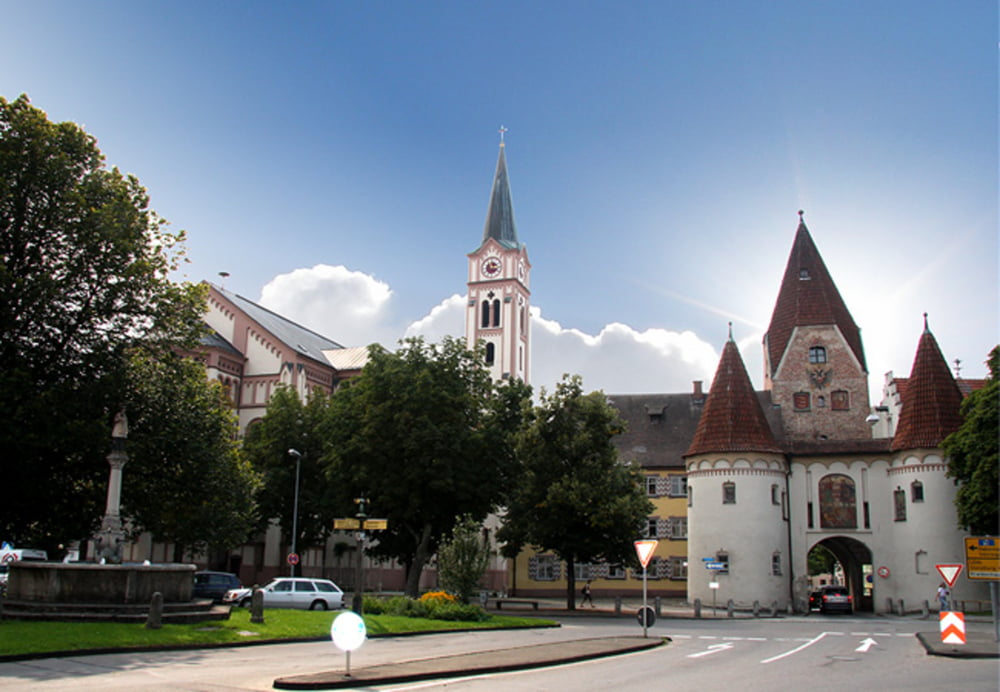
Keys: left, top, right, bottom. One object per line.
{"left": 687, "top": 642, "right": 734, "bottom": 658}
{"left": 855, "top": 637, "right": 878, "bottom": 653}
{"left": 760, "top": 631, "right": 832, "bottom": 664}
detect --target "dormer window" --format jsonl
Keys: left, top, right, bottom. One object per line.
{"left": 799, "top": 268, "right": 811, "bottom": 280}
{"left": 808, "top": 346, "right": 827, "bottom": 363}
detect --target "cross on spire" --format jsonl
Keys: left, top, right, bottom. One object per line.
{"left": 498, "top": 125, "right": 508, "bottom": 144}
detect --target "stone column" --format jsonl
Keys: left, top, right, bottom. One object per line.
{"left": 94, "top": 411, "right": 128, "bottom": 563}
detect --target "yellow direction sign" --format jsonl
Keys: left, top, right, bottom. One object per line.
{"left": 333, "top": 518, "right": 389, "bottom": 531}
{"left": 964, "top": 537, "right": 1000, "bottom": 580}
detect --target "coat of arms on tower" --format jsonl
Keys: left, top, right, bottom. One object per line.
{"left": 809, "top": 367, "right": 832, "bottom": 389}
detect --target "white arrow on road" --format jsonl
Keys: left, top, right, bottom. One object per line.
{"left": 855, "top": 637, "right": 878, "bottom": 653}
{"left": 687, "top": 642, "right": 734, "bottom": 658}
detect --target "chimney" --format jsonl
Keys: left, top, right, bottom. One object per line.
{"left": 692, "top": 380, "right": 705, "bottom": 404}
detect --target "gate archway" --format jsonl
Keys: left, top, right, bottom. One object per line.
{"left": 810, "top": 536, "right": 873, "bottom": 612}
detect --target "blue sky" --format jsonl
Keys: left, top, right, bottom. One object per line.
{"left": 4, "top": 1, "right": 997, "bottom": 401}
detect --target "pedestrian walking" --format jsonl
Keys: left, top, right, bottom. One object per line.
{"left": 581, "top": 580, "right": 594, "bottom": 607}
{"left": 937, "top": 582, "right": 950, "bottom": 611}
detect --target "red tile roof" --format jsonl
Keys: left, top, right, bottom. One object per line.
{"left": 890, "top": 324, "right": 964, "bottom": 451}
{"left": 685, "top": 339, "right": 783, "bottom": 457}
{"left": 765, "top": 217, "right": 866, "bottom": 378}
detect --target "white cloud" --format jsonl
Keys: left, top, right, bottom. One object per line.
{"left": 261, "top": 266, "right": 727, "bottom": 397}
{"left": 258, "top": 265, "right": 402, "bottom": 348}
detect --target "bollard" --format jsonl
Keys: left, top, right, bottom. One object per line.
{"left": 726, "top": 598, "right": 735, "bottom": 618}
{"left": 614, "top": 595, "right": 622, "bottom": 614}
{"left": 752, "top": 600, "right": 760, "bottom": 617}
{"left": 479, "top": 591, "right": 488, "bottom": 608}
{"left": 920, "top": 600, "right": 929, "bottom": 619}
{"left": 654, "top": 596, "right": 662, "bottom": 617}
{"left": 694, "top": 598, "right": 701, "bottom": 618}
{"left": 886, "top": 597, "right": 895, "bottom": 614}
{"left": 770, "top": 601, "right": 778, "bottom": 618}
{"left": 250, "top": 586, "right": 265, "bottom": 624}
{"left": 897, "top": 598, "right": 905, "bottom": 615}
{"left": 145, "top": 591, "right": 163, "bottom": 630}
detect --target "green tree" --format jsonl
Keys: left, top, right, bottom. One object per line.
{"left": 942, "top": 346, "right": 999, "bottom": 535}
{"left": 242, "top": 386, "right": 336, "bottom": 557}
{"left": 437, "top": 515, "right": 492, "bottom": 604}
{"left": 122, "top": 352, "right": 261, "bottom": 561}
{"left": 323, "top": 337, "right": 530, "bottom": 597}
{"left": 0, "top": 95, "right": 207, "bottom": 549}
{"left": 498, "top": 375, "right": 654, "bottom": 610}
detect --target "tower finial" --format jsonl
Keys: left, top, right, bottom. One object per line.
{"left": 498, "top": 125, "right": 508, "bottom": 145}
{"left": 954, "top": 358, "right": 962, "bottom": 378}
{"left": 798, "top": 209, "right": 805, "bottom": 223}
{"left": 728, "top": 321, "right": 733, "bottom": 341}
{"left": 923, "top": 312, "right": 929, "bottom": 333}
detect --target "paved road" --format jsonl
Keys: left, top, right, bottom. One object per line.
{"left": 0, "top": 614, "right": 995, "bottom": 691}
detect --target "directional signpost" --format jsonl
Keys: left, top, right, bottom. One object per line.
{"left": 963, "top": 536, "right": 1000, "bottom": 642}
{"left": 334, "top": 497, "right": 388, "bottom": 615}
{"left": 634, "top": 539, "right": 658, "bottom": 638}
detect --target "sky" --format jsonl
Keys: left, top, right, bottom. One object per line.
{"left": 4, "top": 1, "right": 997, "bottom": 403}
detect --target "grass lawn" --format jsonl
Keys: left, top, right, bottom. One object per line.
{"left": 0, "top": 609, "right": 555, "bottom": 659}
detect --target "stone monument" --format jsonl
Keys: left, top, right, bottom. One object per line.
{"left": 94, "top": 409, "right": 128, "bottom": 563}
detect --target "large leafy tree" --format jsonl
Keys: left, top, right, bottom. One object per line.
{"left": 122, "top": 352, "right": 261, "bottom": 561}
{"left": 322, "top": 337, "right": 530, "bottom": 597}
{"left": 0, "top": 95, "right": 207, "bottom": 549}
{"left": 242, "top": 386, "right": 337, "bottom": 557}
{"left": 942, "top": 346, "right": 999, "bottom": 535}
{"left": 498, "top": 375, "right": 654, "bottom": 609}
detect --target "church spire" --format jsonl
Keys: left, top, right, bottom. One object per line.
{"left": 481, "top": 131, "right": 520, "bottom": 250}
{"left": 764, "top": 212, "right": 866, "bottom": 377}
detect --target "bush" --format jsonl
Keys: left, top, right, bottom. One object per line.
{"left": 362, "top": 594, "right": 488, "bottom": 622}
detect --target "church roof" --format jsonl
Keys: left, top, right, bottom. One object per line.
{"left": 686, "top": 336, "right": 784, "bottom": 457}
{"left": 890, "top": 318, "right": 964, "bottom": 451}
{"left": 210, "top": 284, "right": 344, "bottom": 363}
{"left": 480, "top": 143, "right": 521, "bottom": 250}
{"left": 765, "top": 214, "right": 866, "bottom": 377}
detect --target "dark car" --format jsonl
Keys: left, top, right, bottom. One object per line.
{"left": 193, "top": 571, "right": 241, "bottom": 603}
{"left": 816, "top": 585, "right": 853, "bottom": 614}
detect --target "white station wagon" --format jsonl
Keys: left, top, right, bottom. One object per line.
{"left": 224, "top": 577, "right": 344, "bottom": 610}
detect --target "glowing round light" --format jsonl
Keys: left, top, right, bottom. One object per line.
{"left": 331, "top": 611, "right": 366, "bottom": 652}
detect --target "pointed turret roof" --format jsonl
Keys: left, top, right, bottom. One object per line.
{"left": 765, "top": 213, "right": 866, "bottom": 377}
{"left": 686, "top": 330, "right": 784, "bottom": 457}
{"left": 480, "top": 141, "right": 521, "bottom": 250}
{"left": 891, "top": 316, "right": 964, "bottom": 451}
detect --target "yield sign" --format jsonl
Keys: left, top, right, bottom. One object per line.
{"left": 936, "top": 563, "right": 963, "bottom": 587}
{"left": 634, "top": 539, "right": 658, "bottom": 569}
{"left": 940, "top": 611, "right": 966, "bottom": 645}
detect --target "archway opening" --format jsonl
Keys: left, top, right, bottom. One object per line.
{"left": 808, "top": 536, "right": 873, "bottom": 612}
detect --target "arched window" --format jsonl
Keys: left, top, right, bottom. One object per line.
{"left": 818, "top": 474, "right": 857, "bottom": 528}
{"left": 485, "top": 342, "right": 495, "bottom": 365}
{"left": 911, "top": 480, "right": 924, "bottom": 503}
{"left": 480, "top": 300, "right": 490, "bottom": 328}
{"left": 491, "top": 299, "right": 501, "bottom": 327}
{"left": 520, "top": 305, "right": 525, "bottom": 332}
{"left": 809, "top": 346, "right": 827, "bottom": 363}
{"left": 722, "top": 481, "right": 736, "bottom": 504}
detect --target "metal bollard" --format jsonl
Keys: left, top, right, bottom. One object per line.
{"left": 727, "top": 598, "right": 735, "bottom": 618}
{"left": 693, "top": 598, "right": 701, "bottom": 618}
{"left": 145, "top": 591, "right": 163, "bottom": 630}
{"left": 886, "top": 597, "right": 894, "bottom": 614}
{"left": 614, "top": 595, "right": 622, "bottom": 614}
{"left": 897, "top": 598, "right": 905, "bottom": 615}
{"left": 654, "top": 596, "right": 662, "bottom": 616}
{"left": 752, "top": 600, "right": 760, "bottom": 617}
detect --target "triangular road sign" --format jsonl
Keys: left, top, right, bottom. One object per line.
{"left": 936, "top": 563, "right": 963, "bottom": 587}
{"left": 634, "top": 540, "right": 658, "bottom": 569}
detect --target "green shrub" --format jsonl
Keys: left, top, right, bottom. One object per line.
{"left": 361, "top": 595, "right": 488, "bottom": 622}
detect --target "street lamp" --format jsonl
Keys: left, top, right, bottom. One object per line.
{"left": 288, "top": 448, "right": 303, "bottom": 577}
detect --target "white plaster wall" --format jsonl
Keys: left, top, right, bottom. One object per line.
{"left": 245, "top": 330, "right": 282, "bottom": 376}
{"left": 687, "top": 455, "right": 790, "bottom": 609}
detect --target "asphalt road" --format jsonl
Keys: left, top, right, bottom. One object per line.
{"left": 0, "top": 614, "right": 996, "bottom": 691}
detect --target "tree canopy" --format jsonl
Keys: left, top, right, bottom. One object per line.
{"left": 322, "top": 337, "right": 530, "bottom": 596}
{"left": 942, "top": 346, "right": 999, "bottom": 536}
{"left": 0, "top": 95, "right": 212, "bottom": 550}
{"left": 497, "top": 375, "right": 653, "bottom": 609}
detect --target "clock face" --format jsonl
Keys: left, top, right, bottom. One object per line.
{"left": 482, "top": 257, "right": 502, "bottom": 278}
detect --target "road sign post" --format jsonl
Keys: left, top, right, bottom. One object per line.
{"left": 634, "top": 540, "right": 658, "bottom": 638}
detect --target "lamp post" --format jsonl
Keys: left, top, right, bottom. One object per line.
{"left": 288, "top": 449, "right": 303, "bottom": 577}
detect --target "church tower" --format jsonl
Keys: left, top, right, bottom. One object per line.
{"left": 763, "top": 212, "right": 871, "bottom": 441}
{"left": 466, "top": 134, "right": 531, "bottom": 383}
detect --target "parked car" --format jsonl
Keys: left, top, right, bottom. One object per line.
{"left": 816, "top": 585, "right": 853, "bottom": 614}
{"left": 223, "top": 577, "right": 344, "bottom": 610}
{"left": 193, "top": 571, "right": 242, "bottom": 603}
